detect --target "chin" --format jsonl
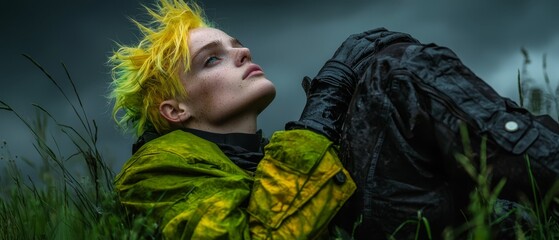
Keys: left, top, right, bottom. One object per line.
{"left": 254, "top": 80, "right": 276, "bottom": 113}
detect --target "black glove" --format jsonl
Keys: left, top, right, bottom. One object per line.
{"left": 286, "top": 28, "right": 419, "bottom": 143}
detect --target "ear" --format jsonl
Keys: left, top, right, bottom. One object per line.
{"left": 159, "top": 99, "right": 191, "bottom": 124}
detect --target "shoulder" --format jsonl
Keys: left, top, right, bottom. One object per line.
{"left": 137, "top": 130, "right": 223, "bottom": 158}
{"left": 116, "top": 130, "right": 248, "bottom": 180}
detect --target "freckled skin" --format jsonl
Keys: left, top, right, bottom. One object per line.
{"left": 178, "top": 27, "right": 276, "bottom": 133}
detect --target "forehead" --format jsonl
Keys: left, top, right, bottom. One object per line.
{"left": 188, "top": 27, "right": 233, "bottom": 51}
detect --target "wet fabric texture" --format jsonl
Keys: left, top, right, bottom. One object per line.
{"left": 286, "top": 28, "right": 420, "bottom": 144}
{"left": 115, "top": 129, "right": 355, "bottom": 239}
{"left": 333, "top": 34, "right": 559, "bottom": 239}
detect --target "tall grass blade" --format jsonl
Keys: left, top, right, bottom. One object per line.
{"left": 518, "top": 69, "right": 524, "bottom": 108}
{"left": 22, "top": 54, "right": 93, "bottom": 143}
{"left": 62, "top": 62, "right": 94, "bottom": 143}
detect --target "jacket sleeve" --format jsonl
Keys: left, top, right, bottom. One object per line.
{"left": 248, "top": 130, "right": 356, "bottom": 238}
{"left": 114, "top": 129, "right": 356, "bottom": 239}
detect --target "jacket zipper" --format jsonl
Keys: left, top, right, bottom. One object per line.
{"left": 411, "top": 79, "right": 481, "bottom": 132}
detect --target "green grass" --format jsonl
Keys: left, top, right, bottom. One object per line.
{"left": 440, "top": 125, "right": 559, "bottom": 239}
{"left": 0, "top": 56, "right": 157, "bottom": 239}
{"left": 519, "top": 48, "right": 559, "bottom": 120}
{"left": 2, "top": 50, "right": 559, "bottom": 239}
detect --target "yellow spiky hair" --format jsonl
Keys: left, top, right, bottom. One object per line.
{"left": 109, "top": 0, "right": 210, "bottom": 136}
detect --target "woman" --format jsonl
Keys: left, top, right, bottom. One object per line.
{"left": 110, "top": 0, "right": 559, "bottom": 239}
{"left": 110, "top": 1, "right": 363, "bottom": 239}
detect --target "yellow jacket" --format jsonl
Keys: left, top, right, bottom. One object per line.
{"left": 114, "top": 129, "right": 356, "bottom": 239}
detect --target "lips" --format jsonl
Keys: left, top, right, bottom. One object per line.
{"left": 243, "top": 64, "right": 264, "bottom": 80}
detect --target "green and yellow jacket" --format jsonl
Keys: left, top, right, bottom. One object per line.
{"left": 114, "top": 129, "right": 356, "bottom": 239}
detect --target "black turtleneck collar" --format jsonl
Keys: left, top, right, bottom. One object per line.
{"left": 132, "top": 127, "right": 267, "bottom": 172}
{"left": 182, "top": 128, "right": 267, "bottom": 172}
{"left": 182, "top": 128, "right": 263, "bottom": 153}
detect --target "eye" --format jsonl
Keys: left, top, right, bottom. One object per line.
{"left": 204, "top": 56, "right": 220, "bottom": 67}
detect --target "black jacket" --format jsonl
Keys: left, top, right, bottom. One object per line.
{"left": 333, "top": 29, "right": 559, "bottom": 239}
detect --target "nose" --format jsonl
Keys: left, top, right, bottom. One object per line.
{"left": 235, "top": 47, "right": 252, "bottom": 67}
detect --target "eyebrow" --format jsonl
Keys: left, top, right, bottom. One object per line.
{"left": 191, "top": 38, "right": 244, "bottom": 61}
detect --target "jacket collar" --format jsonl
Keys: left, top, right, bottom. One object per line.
{"left": 132, "top": 127, "right": 265, "bottom": 154}
{"left": 181, "top": 128, "right": 263, "bottom": 153}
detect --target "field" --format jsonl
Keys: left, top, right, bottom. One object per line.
{"left": 1, "top": 52, "right": 558, "bottom": 239}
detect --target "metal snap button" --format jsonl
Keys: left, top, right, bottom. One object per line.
{"left": 504, "top": 121, "right": 519, "bottom": 132}
{"left": 334, "top": 171, "right": 346, "bottom": 184}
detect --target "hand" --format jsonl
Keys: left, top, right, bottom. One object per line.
{"left": 287, "top": 28, "right": 419, "bottom": 143}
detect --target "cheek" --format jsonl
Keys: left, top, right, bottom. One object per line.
{"left": 201, "top": 73, "right": 222, "bottom": 94}
{"left": 197, "top": 72, "right": 229, "bottom": 105}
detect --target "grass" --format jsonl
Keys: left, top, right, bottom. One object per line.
{"left": 440, "top": 125, "right": 559, "bottom": 240}
{"left": 519, "top": 48, "right": 559, "bottom": 120}
{"left": 1, "top": 50, "right": 559, "bottom": 239}
{"left": 0, "top": 56, "right": 157, "bottom": 239}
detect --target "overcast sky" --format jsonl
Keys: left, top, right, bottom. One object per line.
{"left": 1, "top": 0, "right": 559, "bottom": 175}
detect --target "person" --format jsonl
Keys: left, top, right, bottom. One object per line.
{"left": 109, "top": 0, "right": 559, "bottom": 239}
{"left": 110, "top": 0, "right": 361, "bottom": 238}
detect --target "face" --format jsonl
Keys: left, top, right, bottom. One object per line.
{"left": 179, "top": 27, "right": 276, "bottom": 129}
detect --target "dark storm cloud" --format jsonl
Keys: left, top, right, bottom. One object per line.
{"left": 1, "top": 0, "right": 558, "bottom": 172}
{"left": 388, "top": 1, "right": 559, "bottom": 73}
